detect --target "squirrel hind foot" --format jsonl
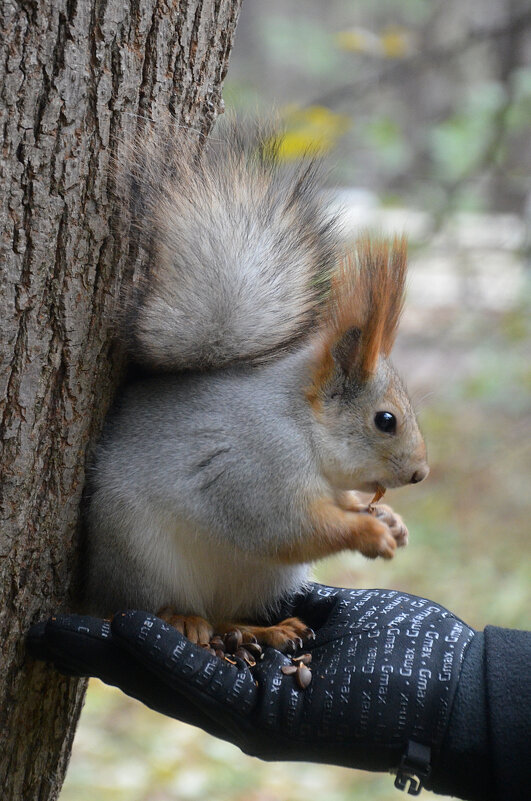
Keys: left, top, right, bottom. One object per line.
{"left": 157, "top": 609, "right": 214, "bottom": 647}
{"left": 215, "top": 617, "right": 315, "bottom": 653}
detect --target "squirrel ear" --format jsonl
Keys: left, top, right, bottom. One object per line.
{"left": 331, "top": 326, "right": 363, "bottom": 376}
{"left": 307, "top": 236, "right": 406, "bottom": 407}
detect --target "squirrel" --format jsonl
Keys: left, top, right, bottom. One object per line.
{"left": 85, "top": 121, "right": 429, "bottom": 650}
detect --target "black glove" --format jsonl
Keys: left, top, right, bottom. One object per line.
{"left": 28, "top": 585, "right": 477, "bottom": 796}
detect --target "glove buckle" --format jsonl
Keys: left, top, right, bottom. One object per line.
{"left": 394, "top": 772, "right": 422, "bottom": 796}
{"left": 394, "top": 740, "right": 431, "bottom": 796}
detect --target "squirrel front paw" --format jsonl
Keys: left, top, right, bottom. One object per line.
{"left": 338, "top": 493, "right": 409, "bottom": 555}
{"left": 368, "top": 503, "right": 409, "bottom": 548}
{"left": 351, "top": 515, "right": 399, "bottom": 560}
{"left": 343, "top": 507, "right": 409, "bottom": 560}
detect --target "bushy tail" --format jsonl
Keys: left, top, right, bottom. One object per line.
{"left": 120, "top": 118, "right": 339, "bottom": 371}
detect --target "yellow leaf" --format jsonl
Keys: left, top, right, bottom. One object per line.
{"left": 270, "top": 106, "right": 350, "bottom": 161}
{"left": 380, "top": 26, "right": 411, "bottom": 58}
{"left": 336, "top": 27, "right": 381, "bottom": 55}
{"left": 336, "top": 25, "right": 412, "bottom": 59}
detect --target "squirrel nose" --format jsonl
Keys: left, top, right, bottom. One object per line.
{"left": 410, "top": 465, "right": 429, "bottom": 484}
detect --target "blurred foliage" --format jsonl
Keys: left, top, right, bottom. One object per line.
{"left": 430, "top": 83, "right": 509, "bottom": 181}
{"left": 336, "top": 25, "right": 413, "bottom": 58}
{"left": 61, "top": 683, "right": 441, "bottom": 801}
{"left": 259, "top": 15, "right": 342, "bottom": 79}
{"left": 224, "top": 0, "right": 531, "bottom": 216}
{"left": 270, "top": 106, "right": 350, "bottom": 159}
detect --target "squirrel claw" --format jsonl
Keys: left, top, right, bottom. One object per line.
{"left": 216, "top": 617, "right": 314, "bottom": 653}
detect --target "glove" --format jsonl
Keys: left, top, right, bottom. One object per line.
{"left": 28, "top": 584, "right": 476, "bottom": 795}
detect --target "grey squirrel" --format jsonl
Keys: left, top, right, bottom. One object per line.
{"left": 85, "top": 121, "right": 429, "bottom": 649}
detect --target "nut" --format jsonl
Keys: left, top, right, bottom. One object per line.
{"left": 224, "top": 629, "right": 243, "bottom": 653}
{"left": 292, "top": 653, "right": 312, "bottom": 666}
{"left": 244, "top": 642, "right": 263, "bottom": 659}
{"left": 295, "top": 663, "right": 312, "bottom": 689}
{"left": 235, "top": 647, "right": 256, "bottom": 667}
{"left": 281, "top": 665, "right": 298, "bottom": 676}
{"left": 368, "top": 484, "right": 386, "bottom": 511}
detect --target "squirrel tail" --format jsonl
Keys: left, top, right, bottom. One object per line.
{"left": 119, "top": 119, "right": 339, "bottom": 371}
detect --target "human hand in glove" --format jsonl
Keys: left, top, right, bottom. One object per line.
{"left": 28, "top": 584, "right": 498, "bottom": 799}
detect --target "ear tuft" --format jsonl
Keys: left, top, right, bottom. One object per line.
{"left": 313, "top": 234, "right": 407, "bottom": 382}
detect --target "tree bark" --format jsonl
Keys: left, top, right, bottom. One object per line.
{"left": 0, "top": 1, "right": 242, "bottom": 798}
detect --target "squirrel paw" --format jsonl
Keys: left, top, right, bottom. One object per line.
{"left": 369, "top": 504, "right": 409, "bottom": 548}
{"left": 339, "top": 491, "right": 409, "bottom": 548}
{"left": 157, "top": 609, "right": 214, "bottom": 646}
{"left": 340, "top": 504, "right": 407, "bottom": 559}
{"left": 354, "top": 516, "right": 399, "bottom": 560}
{"left": 216, "top": 617, "right": 315, "bottom": 653}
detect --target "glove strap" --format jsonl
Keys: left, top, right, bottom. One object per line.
{"left": 393, "top": 740, "right": 431, "bottom": 796}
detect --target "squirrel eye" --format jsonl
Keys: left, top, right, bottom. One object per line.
{"left": 374, "top": 411, "right": 397, "bottom": 434}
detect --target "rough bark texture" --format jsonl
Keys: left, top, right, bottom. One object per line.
{"left": 0, "top": 1, "right": 242, "bottom": 798}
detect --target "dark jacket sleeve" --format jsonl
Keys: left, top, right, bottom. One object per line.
{"left": 484, "top": 626, "right": 531, "bottom": 801}
{"left": 429, "top": 626, "right": 531, "bottom": 801}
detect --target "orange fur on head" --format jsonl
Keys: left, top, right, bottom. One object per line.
{"left": 308, "top": 235, "right": 407, "bottom": 401}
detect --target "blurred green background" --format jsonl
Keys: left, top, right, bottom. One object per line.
{"left": 62, "top": 1, "right": 530, "bottom": 799}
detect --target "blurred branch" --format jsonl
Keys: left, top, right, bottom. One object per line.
{"left": 431, "top": 2, "right": 526, "bottom": 231}
{"left": 310, "top": 9, "right": 531, "bottom": 109}
{"left": 429, "top": 93, "right": 515, "bottom": 236}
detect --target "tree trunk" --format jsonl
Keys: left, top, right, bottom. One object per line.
{"left": 0, "top": 1, "right": 242, "bottom": 798}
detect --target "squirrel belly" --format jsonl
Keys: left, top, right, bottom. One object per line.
{"left": 85, "top": 350, "right": 322, "bottom": 621}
